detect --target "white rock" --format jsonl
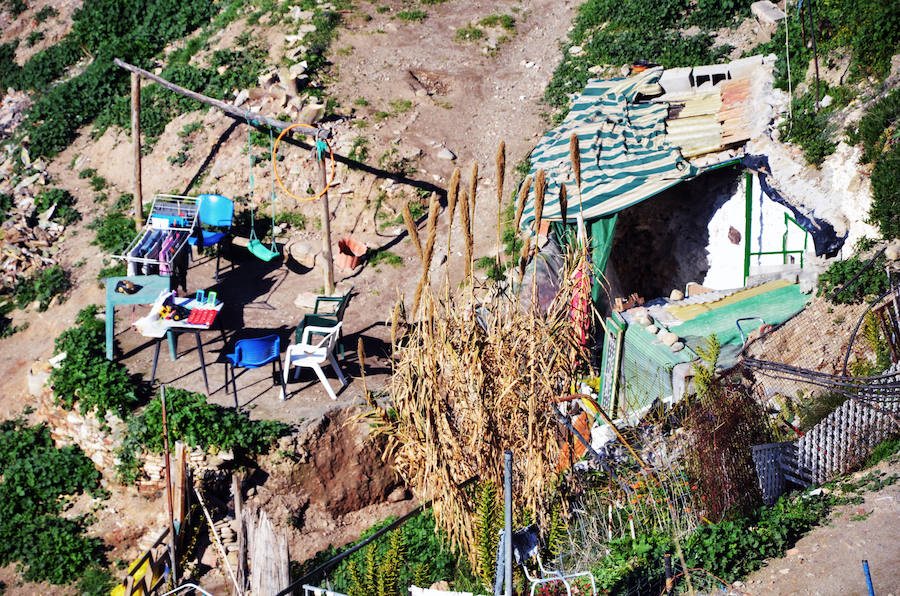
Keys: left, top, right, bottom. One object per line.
{"left": 568, "top": 45, "right": 583, "bottom": 55}
{"left": 659, "top": 331, "right": 679, "bottom": 347}
{"left": 819, "top": 95, "right": 833, "bottom": 109}
{"left": 297, "top": 23, "right": 317, "bottom": 34}
{"left": 437, "top": 148, "right": 456, "bottom": 160}
{"left": 669, "top": 289, "right": 684, "bottom": 301}
{"left": 670, "top": 341, "right": 685, "bottom": 353}
{"left": 646, "top": 324, "right": 659, "bottom": 335}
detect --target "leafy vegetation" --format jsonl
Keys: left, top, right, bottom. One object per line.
{"left": 396, "top": 9, "right": 426, "bottom": 22}
{"left": 298, "top": 509, "right": 475, "bottom": 594}
{"left": 10, "top": 264, "right": 70, "bottom": 311}
{"left": 91, "top": 209, "right": 137, "bottom": 254}
{"left": 117, "top": 388, "right": 290, "bottom": 483}
{"left": 851, "top": 88, "right": 900, "bottom": 164}
{"left": 780, "top": 86, "right": 856, "bottom": 166}
{"left": 34, "top": 187, "right": 80, "bottom": 225}
{"left": 454, "top": 24, "right": 484, "bottom": 42}
{"left": 16, "top": 0, "right": 218, "bottom": 158}
{"left": 858, "top": 91, "right": 900, "bottom": 238}
{"left": 0, "top": 419, "right": 108, "bottom": 587}
{"left": 478, "top": 14, "right": 515, "bottom": 31}
{"left": 545, "top": 0, "right": 737, "bottom": 114}
{"left": 817, "top": 250, "right": 888, "bottom": 304}
{"left": 51, "top": 305, "right": 141, "bottom": 421}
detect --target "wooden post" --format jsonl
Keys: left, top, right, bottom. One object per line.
{"left": 318, "top": 146, "right": 335, "bottom": 295}
{"left": 131, "top": 73, "right": 144, "bottom": 229}
{"left": 160, "top": 387, "right": 177, "bottom": 585}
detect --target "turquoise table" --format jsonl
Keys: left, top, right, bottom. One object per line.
{"left": 105, "top": 275, "right": 172, "bottom": 360}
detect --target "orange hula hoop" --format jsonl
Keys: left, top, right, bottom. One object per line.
{"left": 272, "top": 123, "right": 336, "bottom": 202}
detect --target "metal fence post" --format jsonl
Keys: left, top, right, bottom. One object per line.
{"left": 504, "top": 450, "right": 513, "bottom": 596}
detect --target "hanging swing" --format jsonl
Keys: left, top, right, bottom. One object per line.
{"left": 246, "top": 120, "right": 280, "bottom": 262}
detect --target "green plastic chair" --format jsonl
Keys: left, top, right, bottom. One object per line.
{"left": 294, "top": 286, "right": 353, "bottom": 358}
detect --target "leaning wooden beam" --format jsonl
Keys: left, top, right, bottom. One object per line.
{"left": 113, "top": 58, "right": 330, "bottom": 138}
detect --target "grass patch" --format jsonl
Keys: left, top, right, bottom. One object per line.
{"left": 478, "top": 14, "right": 515, "bottom": 31}
{"left": 34, "top": 187, "right": 80, "bottom": 225}
{"left": 368, "top": 249, "right": 402, "bottom": 267}
{"left": 454, "top": 24, "right": 484, "bottom": 42}
{"left": 396, "top": 9, "right": 426, "bottom": 22}
{"left": 10, "top": 264, "right": 70, "bottom": 312}
{"left": 348, "top": 136, "right": 370, "bottom": 162}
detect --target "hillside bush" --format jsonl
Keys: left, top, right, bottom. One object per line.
{"left": 869, "top": 144, "right": 900, "bottom": 239}
{"left": 545, "top": 0, "right": 738, "bottom": 113}
{"left": 817, "top": 251, "right": 888, "bottom": 303}
{"left": 852, "top": 88, "right": 900, "bottom": 164}
{"left": 298, "top": 509, "right": 473, "bottom": 593}
{"left": 117, "top": 388, "right": 290, "bottom": 483}
{"left": 0, "top": 419, "right": 107, "bottom": 586}
{"left": 50, "top": 305, "right": 140, "bottom": 421}
{"left": 11, "top": 264, "right": 70, "bottom": 311}
{"left": 20, "top": 0, "right": 217, "bottom": 158}
{"left": 34, "top": 187, "right": 80, "bottom": 225}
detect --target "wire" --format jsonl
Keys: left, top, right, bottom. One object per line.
{"left": 272, "top": 123, "right": 336, "bottom": 202}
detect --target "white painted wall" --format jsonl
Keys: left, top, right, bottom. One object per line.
{"left": 703, "top": 173, "right": 810, "bottom": 290}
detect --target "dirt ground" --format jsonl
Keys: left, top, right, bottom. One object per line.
{"left": 743, "top": 456, "right": 900, "bottom": 596}
{"left": 0, "top": 0, "right": 578, "bottom": 592}
{"left": 2, "top": 1, "right": 897, "bottom": 594}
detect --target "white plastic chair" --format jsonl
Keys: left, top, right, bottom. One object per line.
{"left": 281, "top": 322, "right": 347, "bottom": 400}
{"left": 512, "top": 525, "right": 596, "bottom": 596}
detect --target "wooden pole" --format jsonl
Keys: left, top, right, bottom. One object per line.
{"left": 131, "top": 72, "right": 144, "bottom": 229}
{"left": 318, "top": 146, "right": 335, "bottom": 295}
{"left": 160, "top": 386, "right": 177, "bottom": 585}
{"left": 114, "top": 59, "right": 328, "bottom": 138}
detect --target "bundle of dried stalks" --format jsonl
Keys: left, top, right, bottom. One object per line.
{"left": 371, "top": 248, "right": 592, "bottom": 565}
{"left": 469, "top": 163, "right": 479, "bottom": 223}
{"left": 514, "top": 175, "right": 531, "bottom": 232}
{"left": 403, "top": 201, "right": 423, "bottom": 260}
{"left": 459, "top": 189, "right": 473, "bottom": 282}
{"left": 445, "top": 167, "right": 461, "bottom": 262}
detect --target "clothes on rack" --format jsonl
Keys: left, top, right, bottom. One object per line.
{"left": 125, "top": 229, "right": 187, "bottom": 277}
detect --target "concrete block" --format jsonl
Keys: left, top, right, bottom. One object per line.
{"left": 751, "top": 1, "right": 786, "bottom": 26}
{"left": 659, "top": 67, "right": 693, "bottom": 95}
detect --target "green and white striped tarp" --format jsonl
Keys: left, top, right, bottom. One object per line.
{"left": 520, "top": 67, "right": 698, "bottom": 232}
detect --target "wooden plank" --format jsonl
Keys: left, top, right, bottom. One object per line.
{"left": 113, "top": 59, "right": 329, "bottom": 138}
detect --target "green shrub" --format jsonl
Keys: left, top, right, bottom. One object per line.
{"left": 454, "top": 24, "right": 484, "bottom": 42}
{"left": 90, "top": 210, "right": 137, "bottom": 253}
{"left": 50, "top": 305, "right": 140, "bottom": 421}
{"left": 117, "top": 388, "right": 290, "bottom": 482}
{"left": 869, "top": 144, "right": 900, "bottom": 239}
{"left": 0, "top": 192, "right": 12, "bottom": 221}
{"left": 0, "top": 420, "right": 106, "bottom": 586}
{"left": 11, "top": 264, "right": 71, "bottom": 311}
{"left": 852, "top": 88, "right": 900, "bottom": 163}
{"left": 21, "top": 0, "right": 218, "bottom": 158}
{"left": 301, "top": 509, "right": 471, "bottom": 593}
{"left": 817, "top": 252, "right": 888, "bottom": 303}
{"left": 34, "top": 187, "right": 80, "bottom": 225}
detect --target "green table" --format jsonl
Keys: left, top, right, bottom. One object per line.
{"left": 105, "top": 275, "right": 172, "bottom": 360}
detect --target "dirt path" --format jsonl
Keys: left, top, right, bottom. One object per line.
{"left": 742, "top": 456, "right": 900, "bottom": 596}
{"left": 0, "top": 0, "right": 578, "bottom": 425}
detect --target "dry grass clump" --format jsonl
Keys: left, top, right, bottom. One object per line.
{"left": 371, "top": 250, "right": 591, "bottom": 564}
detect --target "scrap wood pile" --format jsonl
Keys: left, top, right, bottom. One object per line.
{"left": 365, "top": 142, "right": 596, "bottom": 563}
{"left": 0, "top": 149, "right": 68, "bottom": 288}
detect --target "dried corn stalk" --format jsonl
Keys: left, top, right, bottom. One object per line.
{"left": 372, "top": 250, "right": 591, "bottom": 565}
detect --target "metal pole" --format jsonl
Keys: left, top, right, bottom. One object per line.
{"left": 318, "top": 143, "right": 335, "bottom": 295}
{"left": 131, "top": 72, "right": 144, "bottom": 229}
{"left": 862, "top": 560, "right": 875, "bottom": 596}
{"left": 503, "top": 450, "right": 513, "bottom": 596}
{"left": 807, "top": 0, "right": 821, "bottom": 108}
{"left": 160, "top": 386, "right": 178, "bottom": 585}
{"left": 743, "top": 171, "right": 752, "bottom": 285}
